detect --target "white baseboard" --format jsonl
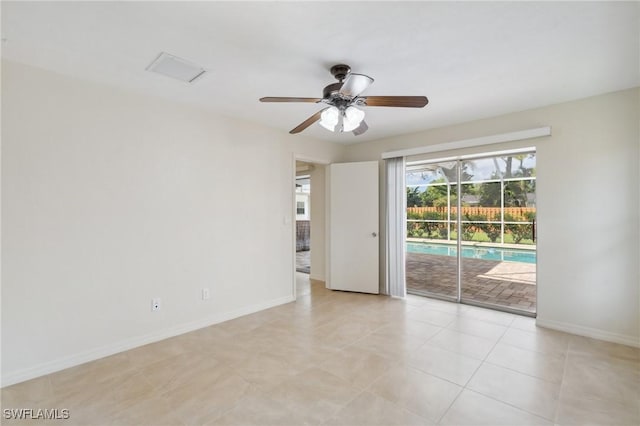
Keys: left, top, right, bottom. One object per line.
{"left": 536, "top": 318, "right": 640, "bottom": 348}
{"left": 309, "top": 274, "right": 324, "bottom": 282}
{"left": 2, "top": 295, "right": 295, "bottom": 388}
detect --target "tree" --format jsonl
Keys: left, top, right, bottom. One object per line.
{"left": 420, "top": 180, "right": 449, "bottom": 206}
{"left": 406, "top": 187, "right": 423, "bottom": 207}
{"left": 478, "top": 182, "right": 501, "bottom": 207}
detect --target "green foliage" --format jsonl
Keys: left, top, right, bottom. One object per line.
{"left": 461, "top": 225, "right": 476, "bottom": 241}
{"left": 407, "top": 208, "right": 449, "bottom": 239}
{"left": 478, "top": 182, "right": 501, "bottom": 207}
{"left": 433, "top": 195, "right": 456, "bottom": 208}
{"left": 504, "top": 211, "right": 536, "bottom": 243}
{"left": 504, "top": 180, "right": 535, "bottom": 207}
{"left": 420, "top": 183, "right": 448, "bottom": 207}
{"left": 483, "top": 224, "right": 501, "bottom": 243}
{"left": 406, "top": 187, "right": 423, "bottom": 207}
{"left": 462, "top": 211, "right": 501, "bottom": 243}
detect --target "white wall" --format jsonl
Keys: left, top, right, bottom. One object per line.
{"left": 309, "top": 165, "right": 326, "bottom": 282}
{"left": 345, "top": 88, "right": 640, "bottom": 347}
{"left": 1, "top": 61, "right": 346, "bottom": 385}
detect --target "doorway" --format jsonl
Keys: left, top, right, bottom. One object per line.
{"left": 295, "top": 173, "right": 311, "bottom": 275}
{"left": 405, "top": 150, "right": 537, "bottom": 315}
{"left": 293, "top": 159, "right": 328, "bottom": 298}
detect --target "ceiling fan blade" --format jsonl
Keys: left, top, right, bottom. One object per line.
{"left": 352, "top": 121, "right": 368, "bottom": 136}
{"left": 290, "top": 108, "right": 328, "bottom": 134}
{"left": 260, "top": 97, "right": 322, "bottom": 103}
{"left": 362, "top": 96, "right": 429, "bottom": 108}
{"left": 339, "top": 73, "right": 374, "bottom": 97}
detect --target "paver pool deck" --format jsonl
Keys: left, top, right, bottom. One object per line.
{"left": 406, "top": 252, "right": 536, "bottom": 313}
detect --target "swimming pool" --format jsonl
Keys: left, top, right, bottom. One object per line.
{"left": 407, "top": 242, "right": 536, "bottom": 264}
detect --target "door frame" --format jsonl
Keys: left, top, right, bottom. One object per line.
{"left": 405, "top": 148, "right": 538, "bottom": 317}
{"left": 291, "top": 154, "right": 330, "bottom": 301}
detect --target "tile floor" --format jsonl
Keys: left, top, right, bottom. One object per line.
{"left": 2, "top": 273, "right": 638, "bottom": 425}
{"left": 296, "top": 250, "right": 311, "bottom": 274}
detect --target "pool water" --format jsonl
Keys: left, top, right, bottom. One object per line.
{"left": 407, "top": 242, "right": 536, "bottom": 264}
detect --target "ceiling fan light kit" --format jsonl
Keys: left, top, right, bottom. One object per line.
{"left": 319, "top": 105, "right": 365, "bottom": 133}
{"left": 260, "top": 64, "right": 428, "bottom": 136}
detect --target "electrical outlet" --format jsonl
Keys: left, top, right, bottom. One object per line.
{"left": 151, "top": 298, "right": 161, "bottom": 312}
{"left": 202, "top": 288, "right": 210, "bottom": 300}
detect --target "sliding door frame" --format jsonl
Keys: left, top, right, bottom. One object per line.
{"left": 406, "top": 148, "right": 537, "bottom": 317}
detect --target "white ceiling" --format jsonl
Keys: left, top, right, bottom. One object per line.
{"left": 2, "top": 1, "right": 639, "bottom": 144}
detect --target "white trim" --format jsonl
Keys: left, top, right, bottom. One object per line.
{"left": 536, "top": 318, "right": 640, "bottom": 348}
{"left": 381, "top": 127, "right": 551, "bottom": 159}
{"left": 1, "top": 295, "right": 294, "bottom": 387}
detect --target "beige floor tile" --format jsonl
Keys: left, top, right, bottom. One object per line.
{"left": 407, "top": 308, "right": 458, "bottom": 327}
{"left": 353, "top": 329, "right": 426, "bottom": 362}
{"left": 324, "top": 391, "right": 432, "bottom": 425}
{"left": 486, "top": 342, "right": 566, "bottom": 383}
{"left": 318, "top": 345, "right": 395, "bottom": 390}
{"left": 231, "top": 326, "right": 297, "bottom": 354}
{"left": 499, "top": 327, "right": 570, "bottom": 356}
{"left": 213, "top": 313, "right": 266, "bottom": 336}
{"left": 446, "top": 317, "right": 508, "bottom": 341}
{"left": 427, "top": 329, "right": 496, "bottom": 360}
{"left": 107, "top": 396, "right": 185, "bottom": 426}
{"left": 375, "top": 321, "right": 443, "bottom": 341}
{"left": 467, "top": 363, "right": 560, "bottom": 420}
{"left": 125, "top": 338, "right": 190, "bottom": 367}
{"left": 48, "top": 371, "right": 158, "bottom": 425}
{"left": 198, "top": 335, "right": 260, "bottom": 367}
{"left": 1, "top": 376, "right": 53, "bottom": 407}
{"left": 138, "top": 352, "right": 225, "bottom": 393}
{"left": 210, "top": 393, "right": 307, "bottom": 426}
{"left": 311, "top": 316, "right": 381, "bottom": 349}
{"left": 160, "top": 371, "right": 255, "bottom": 425}
{"left": 369, "top": 365, "right": 462, "bottom": 422}
{"left": 568, "top": 335, "right": 640, "bottom": 363}
{"left": 47, "top": 352, "right": 136, "bottom": 395}
{"left": 440, "top": 389, "right": 553, "bottom": 425}
{"left": 52, "top": 398, "right": 121, "bottom": 426}
{"left": 561, "top": 352, "right": 640, "bottom": 404}
{"left": 408, "top": 343, "right": 482, "bottom": 386}
{"left": 510, "top": 315, "right": 538, "bottom": 332}
{"left": 266, "top": 368, "right": 362, "bottom": 425}
{"left": 232, "top": 351, "right": 304, "bottom": 389}
{"left": 460, "top": 306, "right": 516, "bottom": 326}
{"left": 188, "top": 323, "right": 237, "bottom": 341}
{"left": 405, "top": 295, "right": 430, "bottom": 307}
{"left": 421, "top": 298, "right": 469, "bottom": 315}
{"left": 263, "top": 340, "right": 339, "bottom": 372}
{"left": 555, "top": 392, "right": 640, "bottom": 426}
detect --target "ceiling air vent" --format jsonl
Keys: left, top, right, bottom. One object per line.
{"left": 146, "top": 52, "right": 207, "bottom": 83}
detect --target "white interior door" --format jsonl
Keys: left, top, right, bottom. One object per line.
{"left": 327, "top": 161, "right": 379, "bottom": 294}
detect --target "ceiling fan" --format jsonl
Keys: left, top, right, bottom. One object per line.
{"left": 260, "top": 64, "right": 429, "bottom": 136}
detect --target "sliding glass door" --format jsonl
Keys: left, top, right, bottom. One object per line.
{"left": 405, "top": 150, "right": 537, "bottom": 315}
{"left": 405, "top": 161, "right": 458, "bottom": 301}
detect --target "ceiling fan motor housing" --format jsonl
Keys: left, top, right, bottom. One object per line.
{"left": 330, "top": 64, "right": 351, "bottom": 81}
{"left": 323, "top": 82, "right": 345, "bottom": 101}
